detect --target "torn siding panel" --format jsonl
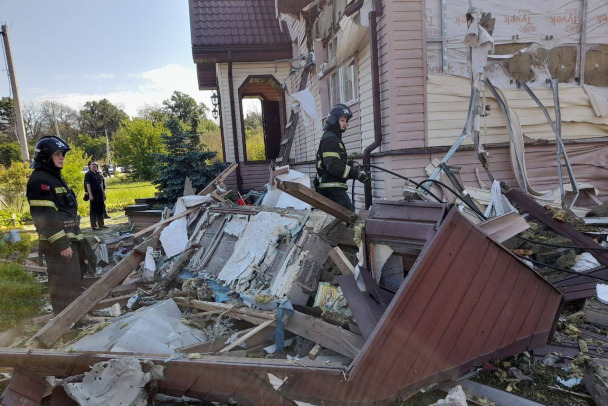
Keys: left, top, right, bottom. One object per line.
{"left": 427, "top": 74, "right": 608, "bottom": 148}
{"left": 382, "top": 140, "right": 608, "bottom": 206}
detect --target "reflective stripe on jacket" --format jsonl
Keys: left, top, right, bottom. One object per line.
{"left": 315, "top": 130, "right": 353, "bottom": 190}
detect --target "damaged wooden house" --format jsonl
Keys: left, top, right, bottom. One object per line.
{"left": 190, "top": 0, "right": 607, "bottom": 210}
{"left": 1, "top": 0, "right": 608, "bottom": 404}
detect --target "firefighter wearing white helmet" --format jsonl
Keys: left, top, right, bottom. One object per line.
{"left": 27, "top": 136, "right": 86, "bottom": 315}
{"left": 315, "top": 104, "right": 370, "bottom": 210}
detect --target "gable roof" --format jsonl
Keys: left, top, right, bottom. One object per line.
{"left": 189, "top": 0, "right": 292, "bottom": 63}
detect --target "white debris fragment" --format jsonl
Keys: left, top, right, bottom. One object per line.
{"left": 64, "top": 357, "right": 162, "bottom": 406}
{"left": 370, "top": 243, "right": 394, "bottom": 283}
{"left": 262, "top": 170, "right": 312, "bottom": 210}
{"left": 142, "top": 246, "right": 156, "bottom": 281}
{"left": 160, "top": 195, "right": 212, "bottom": 258}
{"left": 597, "top": 284, "right": 608, "bottom": 305}
{"left": 218, "top": 212, "right": 299, "bottom": 289}
{"left": 72, "top": 299, "right": 206, "bottom": 353}
{"left": 557, "top": 376, "right": 582, "bottom": 388}
{"left": 429, "top": 385, "right": 468, "bottom": 406}
{"left": 572, "top": 252, "right": 601, "bottom": 273}
{"left": 224, "top": 216, "right": 249, "bottom": 238}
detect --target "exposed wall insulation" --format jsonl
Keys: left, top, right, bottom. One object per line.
{"left": 427, "top": 74, "right": 608, "bottom": 148}
{"left": 426, "top": 0, "right": 608, "bottom": 82}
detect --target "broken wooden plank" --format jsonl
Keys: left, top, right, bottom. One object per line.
{"left": 276, "top": 180, "right": 358, "bottom": 224}
{"left": 283, "top": 310, "right": 364, "bottom": 359}
{"left": 585, "top": 358, "right": 608, "bottom": 406}
{"left": 21, "top": 264, "right": 47, "bottom": 274}
{"left": 308, "top": 343, "right": 321, "bottom": 360}
{"left": 337, "top": 274, "right": 383, "bottom": 340}
{"left": 329, "top": 247, "right": 354, "bottom": 275}
{"left": 151, "top": 244, "right": 199, "bottom": 294}
{"left": 173, "top": 298, "right": 275, "bottom": 325}
{"left": 30, "top": 239, "right": 149, "bottom": 349}
{"left": 584, "top": 298, "right": 608, "bottom": 328}
{"left": 89, "top": 294, "right": 133, "bottom": 312}
{"left": 197, "top": 162, "right": 238, "bottom": 197}
{"left": 506, "top": 189, "right": 608, "bottom": 266}
{"left": 219, "top": 320, "right": 274, "bottom": 353}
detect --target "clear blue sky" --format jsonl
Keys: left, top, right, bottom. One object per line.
{"left": 1, "top": 0, "right": 215, "bottom": 116}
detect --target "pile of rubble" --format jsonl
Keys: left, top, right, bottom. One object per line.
{"left": 0, "top": 169, "right": 607, "bottom": 406}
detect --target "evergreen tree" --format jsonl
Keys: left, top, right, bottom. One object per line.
{"left": 153, "top": 119, "right": 227, "bottom": 202}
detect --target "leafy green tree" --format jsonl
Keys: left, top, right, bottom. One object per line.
{"left": 137, "top": 104, "right": 169, "bottom": 126}
{"left": 162, "top": 91, "right": 217, "bottom": 133}
{"left": 0, "top": 162, "right": 31, "bottom": 212}
{"left": 244, "top": 109, "right": 265, "bottom": 161}
{"left": 113, "top": 118, "right": 166, "bottom": 181}
{"left": 0, "top": 97, "right": 15, "bottom": 139}
{"left": 39, "top": 101, "right": 80, "bottom": 141}
{"left": 153, "top": 119, "right": 227, "bottom": 202}
{"left": 62, "top": 146, "right": 90, "bottom": 198}
{"left": 79, "top": 99, "right": 128, "bottom": 137}
{"left": 0, "top": 142, "right": 22, "bottom": 167}
{"left": 74, "top": 134, "right": 107, "bottom": 161}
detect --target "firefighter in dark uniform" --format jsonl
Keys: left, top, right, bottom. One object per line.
{"left": 27, "top": 136, "right": 86, "bottom": 315}
{"left": 315, "top": 104, "right": 370, "bottom": 211}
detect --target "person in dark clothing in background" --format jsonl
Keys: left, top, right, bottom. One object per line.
{"left": 27, "top": 136, "right": 86, "bottom": 315}
{"left": 84, "top": 161, "right": 107, "bottom": 230}
{"left": 315, "top": 104, "right": 370, "bottom": 211}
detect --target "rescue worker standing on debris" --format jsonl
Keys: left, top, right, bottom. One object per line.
{"left": 315, "top": 104, "right": 370, "bottom": 211}
{"left": 27, "top": 136, "right": 86, "bottom": 315}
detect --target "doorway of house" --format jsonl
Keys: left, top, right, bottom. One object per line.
{"left": 239, "top": 76, "right": 285, "bottom": 162}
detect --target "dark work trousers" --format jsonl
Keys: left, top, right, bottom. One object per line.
{"left": 318, "top": 188, "right": 354, "bottom": 211}
{"left": 44, "top": 241, "right": 85, "bottom": 315}
{"left": 89, "top": 192, "right": 105, "bottom": 228}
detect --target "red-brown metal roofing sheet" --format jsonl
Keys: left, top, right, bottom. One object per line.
{"left": 280, "top": 209, "right": 562, "bottom": 404}
{"left": 365, "top": 200, "right": 446, "bottom": 254}
{"left": 189, "top": 0, "right": 291, "bottom": 48}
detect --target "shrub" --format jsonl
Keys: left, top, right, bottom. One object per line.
{"left": 0, "top": 233, "right": 34, "bottom": 263}
{"left": 0, "top": 262, "right": 43, "bottom": 330}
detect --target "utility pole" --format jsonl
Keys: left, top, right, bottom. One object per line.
{"left": 104, "top": 129, "right": 111, "bottom": 165}
{"left": 1, "top": 24, "right": 29, "bottom": 162}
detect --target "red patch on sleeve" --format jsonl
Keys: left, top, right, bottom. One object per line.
{"left": 41, "top": 184, "right": 51, "bottom": 191}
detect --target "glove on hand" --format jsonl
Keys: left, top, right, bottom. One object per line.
{"left": 357, "top": 170, "right": 371, "bottom": 183}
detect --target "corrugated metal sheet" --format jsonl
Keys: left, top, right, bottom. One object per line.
{"left": 190, "top": 0, "right": 291, "bottom": 47}
{"left": 281, "top": 209, "right": 562, "bottom": 404}
{"left": 365, "top": 200, "right": 446, "bottom": 254}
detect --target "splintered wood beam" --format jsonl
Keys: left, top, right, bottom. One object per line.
{"left": 197, "top": 162, "right": 238, "bottom": 196}
{"left": 329, "top": 247, "right": 355, "bottom": 275}
{"left": 219, "top": 320, "right": 275, "bottom": 353}
{"left": 173, "top": 298, "right": 276, "bottom": 324}
{"left": 173, "top": 299, "right": 363, "bottom": 359}
{"left": 30, "top": 238, "right": 152, "bottom": 349}
{"left": 284, "top": 311, "right": 364, "bottom": 359}
{"left": 276, "top": 180, "right": 358, "bottom": 224}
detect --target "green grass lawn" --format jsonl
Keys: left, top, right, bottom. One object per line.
{"left": 103, "top": 177, "right": 158, "bottom": 213}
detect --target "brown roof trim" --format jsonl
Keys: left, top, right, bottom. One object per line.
{"left": 193, "top": 45, "right": 293, "bottom": 64}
